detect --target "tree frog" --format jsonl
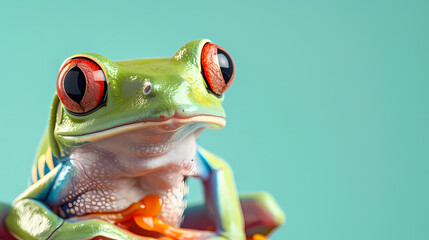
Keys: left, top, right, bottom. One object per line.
{"left": 0, "top": 39, "right": 284, "bottom": 240}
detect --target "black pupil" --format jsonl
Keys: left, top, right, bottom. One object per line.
{"left": 64, "top": 66, "right": 86, "bottom": 103}
{"left": 217, "top": 49, "right": 234, "bottom": 84}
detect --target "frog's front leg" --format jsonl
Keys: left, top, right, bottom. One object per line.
{"left": 5, "top": 165, "right": 63, "bottom": 239}
{"left": 5, "top": 165, "right": 151, "bottom": 240}
{"left": 193, "top": 147, "right": 246, "bottom": 240}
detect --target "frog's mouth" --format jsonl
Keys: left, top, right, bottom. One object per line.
{"left": 60, "top": 114, "right": 225, "bottom": 144}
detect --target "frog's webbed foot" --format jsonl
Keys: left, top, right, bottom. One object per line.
{"left": 114, "top": 192, "right": 283, "bottom": 240}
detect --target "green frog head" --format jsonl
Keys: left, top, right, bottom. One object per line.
{"left": 49, "top": 39, "right": 235, "bottom": 157}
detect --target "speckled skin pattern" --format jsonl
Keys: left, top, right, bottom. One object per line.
{"left": 50, "top": 129, "right": 200, "bottom": 227}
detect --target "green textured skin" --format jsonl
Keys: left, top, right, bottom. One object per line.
{"left": 3, "top": 39, "right": 284, "bottom": 239}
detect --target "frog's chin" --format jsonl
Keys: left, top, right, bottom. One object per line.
{"left": 60, "top": 114, "right": 225, "bottom": 144}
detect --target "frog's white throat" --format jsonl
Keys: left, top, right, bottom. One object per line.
{"left": 65, "top": 124, "right": 202, "bottom": 226}
{"left": 70, "top": 120, "right": 204, "bottom": 167}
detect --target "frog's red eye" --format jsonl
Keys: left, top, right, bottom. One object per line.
{"left": 201, "top": 43, "right": 235, "bottom": 96}
{"left": 57, "top": 57, "right": 107, "bottom": 115}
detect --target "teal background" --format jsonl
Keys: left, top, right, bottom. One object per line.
{"left": 0, "top": 1, "right": 428, "bottom": 239}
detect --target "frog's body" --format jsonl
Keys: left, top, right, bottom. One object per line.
{"left": 1, "top": 40, "right": 284, "bottom": 240}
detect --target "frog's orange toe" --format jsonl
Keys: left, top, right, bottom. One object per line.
{"left": 142, "top": 194, "right": 163, "bottom": 217}
{"left": 134, "top": 216, "right": 155, "bottom": 230}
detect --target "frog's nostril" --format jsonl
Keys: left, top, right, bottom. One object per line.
{"left": 143, "top": 81, "right": 152, "bottom": 95}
